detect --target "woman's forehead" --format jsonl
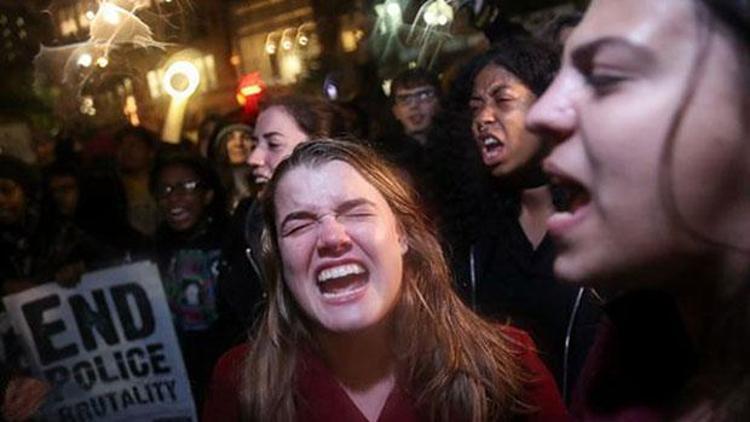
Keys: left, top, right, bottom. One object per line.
{"left": 274, "top": 161, "right": 391, "bottom": 215}
{"left": 568, "top": 0, "right": 697, "bottom": 56}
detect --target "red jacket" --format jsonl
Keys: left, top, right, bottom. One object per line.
{"left": 203, "top": 326, "right": 568, "bottom": 421}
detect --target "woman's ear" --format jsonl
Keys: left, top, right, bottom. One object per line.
{"left": 399, "top": 235, "right": 409, "bottom": 255}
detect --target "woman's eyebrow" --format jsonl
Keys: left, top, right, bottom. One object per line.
{"left": 336, "top": 198, "right": 376, "bottom": 214}
{"left": 571, "top": 36, "right": 657, "bottom": 68}
{"left": 280, "top": 210, "right": 317, "bottom": 229}
{"left": 261, "top": 130, "right": 283, "bottom": 139}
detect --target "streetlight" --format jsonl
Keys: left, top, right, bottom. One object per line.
{"left": 161, "top": 60, "right": 201, "bottom": 143}
{"left": 101, "top": 3, "right": 122, "bottom": 26}
{"left": 265, "top": 31, "right": 280, "bottom": 55}
{"left": 162, "top": 60, "right": 200, "bottom": 99}
{"left": 96, "top": 56, "right": 109, "bottom": 68}
{"left": 377, "top": 0, "right": 402, "bottom": 30}
{"left": 296, "top": 22, "right": 314, "bottom": 47}
{"left": 422, "top": 0, "right": 454, "bottom": 27}
{"left": 77, "top": 53, "right": 93, "bottom": 68}
{"left": 281, "top": 28, "right": 295, "bottom": 51}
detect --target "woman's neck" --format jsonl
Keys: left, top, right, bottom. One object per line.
{"left": 518, "top": 185, "right": 554, "bottom": 249}
{"left": 316, "top": 321, "right": 396, "bottom": 421}
{"left": 318, "top": 322, "right": 394, "bottom": 388}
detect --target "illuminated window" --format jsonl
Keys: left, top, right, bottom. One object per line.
{"left": 147, "top": 70, "right": 161, "bottom": 98}
{"left": 203, "top": 55, "right": 217, "bottom": 90}
{"left": 59, "top": 7, "right": 79, "bottom": 37}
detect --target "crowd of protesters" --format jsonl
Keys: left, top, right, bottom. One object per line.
{"left": 1, "top": 0, "right": 749, "bottom": 419}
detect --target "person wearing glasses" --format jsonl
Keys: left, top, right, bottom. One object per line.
{"left": 150, "top": 148, "right": 230, "bottom": 412}
{"left": 390, "top": 68, "right": 441, "bottom": 147}
{"left": 377, "top": 68, "right": 442, "bottom": 209}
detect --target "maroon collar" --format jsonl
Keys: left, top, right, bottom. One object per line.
{"left": 295, "top": 348, "right": 421, "bottom": 422}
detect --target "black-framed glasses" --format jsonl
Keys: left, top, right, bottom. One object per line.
{"left": 155, "top": 180, "right": 203, "bottom": 199}
{"left": 394, "top": 88, "right": 437, "bottom": 106}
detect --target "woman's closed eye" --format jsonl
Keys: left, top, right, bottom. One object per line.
{"left": 268, "top": 141, "right": 282, "bottom": 151}
{"left": 338, "top": 204, "right": 377, "bottom": 221}
{"left": 282, "top": 219, "right": 316, "bottom": 236}
{"left": 583, "top": 69, "right": 629, "bottom": 94}
{"left": 339, "top": 212, "right": 375, "bottom": 223}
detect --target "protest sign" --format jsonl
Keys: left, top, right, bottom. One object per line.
{"left": 3, "top": 261, "right": 197, "bottom": 422}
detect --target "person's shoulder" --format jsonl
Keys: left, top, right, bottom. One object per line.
{"left": 497, "top": 325, "right": 570, "bottom": 421}
{"left": 498, "top": 324, "right": 537, "bottom": 351}
{"left": 204, "top": 343, "right": 249, "bottom": 422}
{"left": 207, "top": 343, "right": 250, "bottom": 402}
{"left": 217, "top": 343, "right": 250, "bottom": 369}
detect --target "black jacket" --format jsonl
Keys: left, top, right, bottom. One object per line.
{"left": 216, "top": 197, "right": 266, "bottom": 336}
{"left": 452, "top": 192, "right": 601, "bottom": 402}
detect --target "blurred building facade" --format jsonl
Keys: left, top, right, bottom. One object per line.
{"left": 1, "top": 0, "right": 583, "bottom": 140}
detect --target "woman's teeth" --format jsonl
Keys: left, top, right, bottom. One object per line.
{"left": 483, "top": 136, "right": 501, "bottom": 149}
{"left": 317, "top": 263, "right": 366, "bottom": 283}
{"left": 317, "top": 263, "right": 368, "bottom": 297}
{"left": 169, "top": 208, "right": 189, "bottom": 219}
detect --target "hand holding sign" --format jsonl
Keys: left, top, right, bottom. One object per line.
{"left": 2, "top": 376, "right": 50, "bottom": 421}
{"left": 2, "top": 261, "right": 196, "bottom": 422}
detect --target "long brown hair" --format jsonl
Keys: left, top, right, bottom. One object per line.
{"left": 258, "top": 92, "right": 355, "bottom": 140}
{"left": 240, "top": 139, "right": 530, "bottom": 421}
{"left": 661, "top": 1, "right": 750, "bottom": 419}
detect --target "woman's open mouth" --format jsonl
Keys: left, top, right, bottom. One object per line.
{"left": 316, "top": 263, "right": 369, "bottom": 302}
{"left": 167, "top": 207, "right": 191, "bottom": 224}
{"left": 548, "top": 173, "right": 592, "bottom": 235}
{"left": 477, "top": 134, "right": 506, "bottom": 165}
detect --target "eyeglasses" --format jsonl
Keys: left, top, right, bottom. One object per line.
{"left": 155, "top": 180, "right": 203, "bottom": 199}
{"left": 394, "top": 88, "right": 437, "bottom": 106}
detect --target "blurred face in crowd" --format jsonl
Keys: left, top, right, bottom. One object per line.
{"left": 248, "top": 106, "right": 309, "bottom": 186}
{"left": 526, "top": 0, "right": 750, "bottom": 287}
{"left": 49, "top": 175, "right": 79, "bottom": 218}
{"left": 155, "top": 164, "right": 213, "bottom": 232}
{"left": 117, "top": 135, "right": 154, "bottom": 174}
{"left": 0, "top": 179, "right": 26, "bottom": 226}
{"left": 470, "top": 65, "right": 544, "bottom": 179}
{"left": 391, "top": 85, "right": 439, "bottom": 138}
{"left": 225, "top": 130, "right": 254, "bottom": 165}
{"left": 33, "top": 138, "right": 56, "bottom": 167}
{"left": 274, "top": 161, "right": 406, "bottom": 334}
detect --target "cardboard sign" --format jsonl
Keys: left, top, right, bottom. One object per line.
{"left": 3, "top": 261, "right": 197, "bottom": 422}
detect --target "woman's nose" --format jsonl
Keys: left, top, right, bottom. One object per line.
{"left": 316, "top": 216, "right": 352, "bottom": 255}
{"left": 526, "top": 73, "right": 577, "bottom": 145}
{"left": 475, "top": 103, "right": 496, "bottom": 127}
{"left": 247, "top": 145, "right": 264, "bottom": 168}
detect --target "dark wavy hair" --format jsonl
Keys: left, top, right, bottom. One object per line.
{"left": 389, "top": 67, "right": 441, "bottom": 102}
{"left": 661, "top": 0, "right": 750, "bottom": 419}
{"left": 466, "top": 36, "right": 560, "bottom": 98}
